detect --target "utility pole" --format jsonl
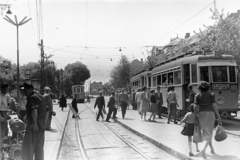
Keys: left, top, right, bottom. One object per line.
{"left": 40, "top": 39, "right": 44, "bottom": 92}
{"left": 44, "top": 54, "right": 54, "bottom": 86}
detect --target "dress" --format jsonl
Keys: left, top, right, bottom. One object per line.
{"left": 140, "top": 92, "right": 149, "bottom": 112}
{"left": 180, "top": 112, "right": 196, "bottom": 136}
{"left": 149, "top": 94, "right": 158, "bottom": 113}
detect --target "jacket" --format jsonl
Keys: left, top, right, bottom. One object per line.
{"left": 107, "top": 96, "right": 115, "bottom": 108}
{"left": 94, "top": 96, "right": 105, "bottom": 109}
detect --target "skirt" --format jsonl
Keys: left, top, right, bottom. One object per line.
{"left": 181, "top": 123, "right": 195, "bottom": 136}
{"left": 149, "top": 103, "right": 158, "bottom": 113}
{"left": 140, "top": 100, "right": 149, "bottom": 112}
{"left": 198, "top": 111, "right": 215, "bottom": 140}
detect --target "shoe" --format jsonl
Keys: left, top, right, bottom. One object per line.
{"left": 159, "top": 116, "right": 162, "bottom": 119}
{"left": 113, "top": 117, "right": 117, "bottom": 119}
{"left": 46, "top": 128, "right": 53, "bottom": 131}
{"left": 96, "top": 119, "right": 99, "bottom": 121}
{"left": 174, "top": 122, "right": 178, "bottom": 124}
{"left": 105, "top": 120, "right": 111, "bottom": 122}
{"left": 196, "top": 149, "right": 200, "bottom": 152}
{"left": 201, "top": 150, "right": 207, "bottom": 159}
{"left": 148, "top": 119, "right": 152, "bottom": 122}
{"left": 189, "top": 152, "right": 194, "bottom": 157}
{"left": 211, "top": 150, "right": 215, "bottom": 154}
{"left": 152, "top": 120, "right": 157, "bottom": 122}
{"left": 167, "top": 121, "right": 170, "bottom": 124}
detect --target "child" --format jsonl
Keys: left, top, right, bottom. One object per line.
{"left": 179, "top": 104, "right": 199, "bottom": 156}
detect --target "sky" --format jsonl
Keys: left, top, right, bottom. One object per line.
{"left": 0, "top": 0, "right": 239, "bottom": 84}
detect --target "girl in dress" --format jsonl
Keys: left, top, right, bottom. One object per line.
{"left": 148, "top": 90, "right": 158, "bottom": 122}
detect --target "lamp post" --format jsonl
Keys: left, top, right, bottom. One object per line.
{"left": 4, "top": 15, "right": 31, "bottom": 102}
{"left": 60, "top": 69, "right": 63, "bottom": 94}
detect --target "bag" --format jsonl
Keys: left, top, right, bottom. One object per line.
{"left": 215, "top": 123, "right": 227, "bottom": 142}
{"left": 193, "top": 124, "right": 203, "bottom": 143}
{"left": 102, "top": 107, "right": 107, "bottom": 114}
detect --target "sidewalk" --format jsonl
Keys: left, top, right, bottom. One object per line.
{"left": 113, "top": 109, "right": 240, "bottom": 160}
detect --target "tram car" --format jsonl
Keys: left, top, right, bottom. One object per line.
{"left": 72, "top": 85, "right": 85, "bottom": 103}
{"left": 131, "top": 54, "right": 240, "bottom": 118}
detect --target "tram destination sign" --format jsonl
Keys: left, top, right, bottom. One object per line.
{"left": 211, "top": 84, "right": 230, "bottom": 90}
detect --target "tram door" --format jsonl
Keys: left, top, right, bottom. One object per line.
{"left": 182, "top": 64, "right": 190, "bottom": 116}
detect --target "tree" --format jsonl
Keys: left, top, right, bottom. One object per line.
{"left": 110, "top": 55, "right": 131, "bottom": 89}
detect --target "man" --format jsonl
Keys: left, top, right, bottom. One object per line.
{"left": 71, "top": 94, "right": 79, "bottom": 118}
{"left": 43, "top": 86, "right": 53, "bottom": 130}
{"left": 135, "top": 89, "right": 142, "bottom": 114}
{"left": 167, "top": 86, "right": 179, "bottom": 124}
{"left": 18, "top": 85, "right": 27, "bottom": 122}
{"left": 21, "top": 83, "right": 46, "bottom": 160}
{"left": 105, "top": 92, "right": 117, "bottom": 122}
{"left": 155, "top": 86, "right": 163, "bottom": 119}
{"left": 186, "top": 84, "right": 196, "bottom": 113}
{"left": 94, "top": 92, "right": 105, "bottom": 121}
{"left": 0, "top": 84, "right": 10, "bottom": 159}
{"left": 131, "top": 90, "right": 137, "bottom": 110}
{"left": 118, "top": 89, "right": 129, "bottom": 119}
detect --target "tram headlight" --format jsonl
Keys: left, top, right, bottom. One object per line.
{"left": 216, "top": 96, "right": 225, "bottom": 105}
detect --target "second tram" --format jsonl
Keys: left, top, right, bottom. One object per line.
{"left": 72, "top": 85, "right": 85, "bottom": 103}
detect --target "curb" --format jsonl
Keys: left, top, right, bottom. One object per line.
{"left": 114, "top": 118, "right": 193, "bottom": 160}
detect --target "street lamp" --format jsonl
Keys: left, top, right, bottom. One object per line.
{"left": 3, "top": 15, "right": 31, "bottom": 102}
{"left": 60, "top": 69, "right": 63, "bottom": 94}
{"left": 0, "top": 4, "right": 12, "bottom": 15}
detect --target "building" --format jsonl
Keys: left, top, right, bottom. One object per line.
{"left": 90, "top": 81, "right": 103, "bottom": 95}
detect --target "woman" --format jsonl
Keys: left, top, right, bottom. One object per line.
{"left": 140, "top": 86, "right": 149, "bottom": 121}
{"left": 59, "top": 95, "right": 67, "bottom": 111}
{"left": 148, "top": 90, "right": 158, "bottom": 122}
{"left": 195, "top": 81, "right": 221, "bottom": 158}
{"left": 71, "top": 94, "right": 79, "bottom": 118}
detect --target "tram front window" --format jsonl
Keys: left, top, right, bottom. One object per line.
{"left": 212, "top": 66, "right": 228, "bottom": 82}
{"left": 200, "top": 67, "right": 209, "bottom": 82}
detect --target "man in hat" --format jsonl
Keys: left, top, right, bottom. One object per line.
{"left": 43, "top": 86, "right": 53, "bottom": 130}
{"left": 0, "top": 84, "right": 9, "bottom": 158}
{"left": 21, "top": 83, "right": 46, "bottom": 160}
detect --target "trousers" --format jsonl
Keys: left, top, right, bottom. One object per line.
{"left": 120, "top": 101, "right": 128, "bottom": 119}
{"left": 106, "top": 107, "right": 117, "bottom": 121}
{"left": 167, "top": 103, "right": 177, "bottom": 123}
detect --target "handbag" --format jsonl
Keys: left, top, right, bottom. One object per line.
{"left": 193, "top": 124, "right": 203, "bottom": 143}
{"left": 214, "top": 122, "right": 227, "bottom": 142}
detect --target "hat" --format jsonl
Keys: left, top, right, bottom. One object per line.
{"left": 44, "top": 86, "right": 50, "bottom": 90}
{"left": 1, "top": 84, "right": 8, "bottom": 89}
{"left": 19, "top": 84, "right": 24, "bottom": 90}
{"left": 23, "top": 83, "right": 34, "bottom": 89}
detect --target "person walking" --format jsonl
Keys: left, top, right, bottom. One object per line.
{"left": 94, "top": 92, "right": 105, "bottom": 121}
{"left": 59, "top": 94, "right": 67, "bottom": 111}
{"left": 186, "top": 84, "right": 196, "bottom": 112}
{"left": 43, "top": 86, "right": 53, "bottom": 130}
{"left": 135, "top": 89, "right": 142, "bottom": 114}
{"left": 131, "top": 90, "right": 137, "bottom": 110}
{"left": 194, "top": 81, "right": 221, "bottom": 159}
{"left": 155, "top": 86, "right": 163, "bottom": 118}
{"left": 18, "top": 85, "right": 27, "bottom": 122}
{"left": 71, "top": 94, "right": 79, "bottom": 118}
{"left": 105, "top": 92, "right": 117, "bottom": 122}
{"left": 21, "top": 83, "right": 46, "bottom": 160}
{"left": 140, "top": 86, "right": 149, "bottom": 121}
{"left": 167, "top": 86, "right": 179, "bottom": 124}
{"left": 179, "top": 104, "right": 199, "bottom": 157}
{"left": 148, "top": 90, "right": 158, "bottom": 122}
{"left": 118, "top": 89, "right": 129, "bottom": 119}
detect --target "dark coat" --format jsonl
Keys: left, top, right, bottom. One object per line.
{"left": 107, "top": 96, "right": 115, "bottom": 108}
{"left": 155, "top": 92, "right": 163, "bottom": 106}
{"left": 59, "top": 97, "right": 67, "bottom": 107}
{"left": 94, "top": 96, "right": 105, "bottom": 109}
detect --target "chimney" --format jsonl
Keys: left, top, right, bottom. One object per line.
{"left": 185, "top": 33, "right": 190, "bottom": 39}
{"left": 141, "top": 58, "right": 143, "bottom": 63}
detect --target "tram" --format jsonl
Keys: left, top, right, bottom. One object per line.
{"left": 131, "top": 54, "right": 240, "bottom": 118}
{"left": 72, "top": 85, "right": 85, "bottom": 103}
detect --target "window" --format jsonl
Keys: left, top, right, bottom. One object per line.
{"left": 157, "top": 74, "right": 162, "bottom": 85}
{"left": 141, "top": 77, "right": 144, "bottom": 87}
{"left": 168, "top": 72, "right": 173, "bottom": 85}
{"left": 174, "top": 70, "right": 181, "bottom": 84}
{"left": 200, "top": 67, "right": 209, "bottom": 82}
{"left": 212, "top": 66, "right": 228, "bottom": 82}
{"left": 153, "top": 76, "right": 157, "bottom": 87}
{"left": 162, "top": 74, "right": 167, "bottom": 85}
{"left": 229, "top": 66, "right": 236, "bottom": 82}
{"left": 148, "top": 77, "right": 151, "bottom": 87}
{"left": 191, "top": 64, "right": 197, "bottom": 83}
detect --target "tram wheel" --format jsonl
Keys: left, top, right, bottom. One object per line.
{"left": 220, "top": 111, "right": 229, "bottom": 119}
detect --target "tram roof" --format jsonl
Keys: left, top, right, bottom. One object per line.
{"left": 131, "top": 70, "right": 151, "bottom": 81}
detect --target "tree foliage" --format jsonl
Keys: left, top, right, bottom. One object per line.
{"left": 110, "top": 55, "right": 131, "bottom": 89}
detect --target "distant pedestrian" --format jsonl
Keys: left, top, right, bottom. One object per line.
{"left": 194, "top": 81, "right": 222, "bottom": 159}
{"left": 140, "top": 86, "right": 149, "bottom": 121}
{"left": 167, "top": 86, "right": 179, "bottom": 124}
{"left": 18, "top": 85, "right": 27, "bottom": 122}
{"left": 135, "top": 89, "right": 141, "bottom": 114}
{"left": 105, "top": 92, "right": 117, "bottom": 122}
{"left": 43, "top": 86, "right": 54, "bottom": 130}
{"left": 179, "top": 104, "right": 199, "bottom": 157}
{"left": 71, "top": 94, "right": 79, "bottom": 118}
{"left": 131, "top": 90, "right": 137, "bottom": 110}
{"left": 59, "top": 94, "right": 67, "bottom": 111}
{"left": 21, "top": 83, "right": 46, "bottom": 160}
{"left": 94, "top": 92, "right": 105, "bottom": 121}
{"left": 118, "top": 89, "right": 129, "bottom": 119}
{"left": 155, "top": 86, "right": 163, "bottom": 118}
{"left": 148, "top": 90, "right": 158, "bottom": 122}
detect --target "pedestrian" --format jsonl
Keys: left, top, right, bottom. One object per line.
{"left": 167, "top": 86, "right": 179, "bottom": 124}
{"left": 118, "top": 89, "right": 129, "bottom": 119}
{"left": 21, "top": 83, "right": 46, "bottom": 160}
{"left": 71, "top": 94, "right": 79, "bottom": 118}
{"left": 94, "top": 92, "right": 105, "bottom": 121}
{"left": 135, "top": 89, "right": 142, "bottom": 114}
{"left": 59, "top": 94, "right": 67, "bottom": 111}
{"left": 140, "top": 86, "right": 149, "bottom": 121}
{"left": 18, "top": 85, "right": 27, "bottom": 122}
{"left": 105, "top": 92, "right": 117, "bottom": 122}
{"left": 43, "top": 86, "right": 54, "bottom": 130}
{"left": 131, "top": 89, "right": 137, "bottom": 110}
{"left": 186, "top": 84, "right": 196, "bottom": 113}
{"left": 155, "top": 86, "right": 163, "bottom": 119}
{"left": 194, "top": 81, "right": 222, "bottom": 158}
{"left": 148, "top": 90, "right": 158, "bottom": 122}
{"left": 0, "top": 84, "right": 10, "bottom": 159}
{"left": 179, "top": 104, "right": 199, "bottom": 157}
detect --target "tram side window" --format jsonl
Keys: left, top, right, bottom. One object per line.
{"left": 229, "top": 66, "right": 236, "bottom": 82}
{"left": 174, "top": 70, "right": 181, "bottom": 84}
{"left": 168, "top": 72, "right": 173, "bottom": 85}
{"left": 153, "top": 76, "right": 157, "bottom": 87}
{"left": 157, "top": 75, "right": 162, "bottom": 86}
{"left": 148, "top": 77, "right": 151, "bottom": 88}
{"left": 200, "top": 67, "right": 209, "bottom": 82}
{"left": 162, "top": 74, "right": 167, "bottom": 85}
{"left": 212, "top": 66, "right": 228, "bottom": 82}
{"left": 191, "top": 63, "right": 197, "bottom": 83}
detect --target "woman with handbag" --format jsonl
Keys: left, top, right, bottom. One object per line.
{"left": 194, "top": 81, "right": 222, "bottom": 159}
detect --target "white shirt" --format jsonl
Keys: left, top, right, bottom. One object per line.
{"left": 0, "top": 93, "right": 8, "bottom": 111}
{"left": 19, "top": 95, "right": 27, "bottom": 110}
{"left": 135, "top": 92, "right": 142, "bottom": 103}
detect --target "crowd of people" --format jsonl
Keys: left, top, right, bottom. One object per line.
{"left": 0, "top": 83, "right": 54, "bottom": 160}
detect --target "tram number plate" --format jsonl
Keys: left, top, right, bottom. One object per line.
{"left": 212, "top": 84, "right": 229, "bottom": 90}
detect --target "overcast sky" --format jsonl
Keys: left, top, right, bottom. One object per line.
{"left": 0, "top": 0, "right": 239, "bottom": 83}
